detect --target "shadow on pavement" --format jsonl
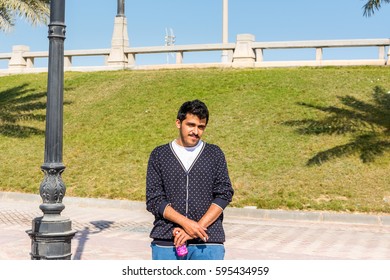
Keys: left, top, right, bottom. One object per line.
{"left": 73, "top": 220, "right": 114, "bottom": 260}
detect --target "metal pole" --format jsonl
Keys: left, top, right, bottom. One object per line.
{"left": 27, "top": 0, "right": 76, "bottom": 260}
{"left": 222, "top": 0, "right": 229, "bottom": 63}
{"left": 117, "top": 0, "right": 125, "bottom": 17}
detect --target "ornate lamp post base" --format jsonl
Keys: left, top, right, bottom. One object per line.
{"left": 27, "top": 166, "right": 76, "bottom": 259}
{"left": 27, "top": 216, "right": 76, "bottom": 260}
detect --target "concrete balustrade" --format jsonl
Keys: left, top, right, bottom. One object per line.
{"left": 0, "top": 35, "right": 389, "bottom": 75}
{"left": 252, "top": 38, "right": 390, "bottom": 67}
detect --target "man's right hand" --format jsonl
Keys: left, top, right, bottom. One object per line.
{"left": 173, "top": 227, "right": 192, "bottom": 247}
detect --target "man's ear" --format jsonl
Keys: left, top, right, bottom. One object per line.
{"left": 175, "top": 119, "right": 181, "bottom": 129}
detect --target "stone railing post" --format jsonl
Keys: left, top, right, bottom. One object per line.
{"left": 232, "top": 34, "right": 255, "bottom": 67}
{"left": 227, "top": 50, "right": 234, "bottom": 62}
{"left": 26, "top": 57, "right": 34, "bottom": 68}
{"left": 387, "top": 47, "right": 390, "bottom": 65}
{"left": 378, "top": 46, "right": 384, "bottom": 58}
{"left": 176, "top": 52, "right": 183, "bottom": 64}
{"left": 107, "top": 8, "right": 130, "bottom": 67}
{"left": 64, "top": 56, "right": 72, "bottom": 68}
{"left": 316, "top": 47, "right": 323, "bottom": 64}
{"left": 127, "top": 53, "right": 135, "bottom": 66}
{"left": 255, "top": 48, "right": 264, "bottom": 62}
{"left": 8, "top": 45, "right": 29, "bottom": 70}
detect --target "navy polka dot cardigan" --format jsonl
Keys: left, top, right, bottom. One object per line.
{"left": 146, "top": 142, "right": 234, "bottom": 244}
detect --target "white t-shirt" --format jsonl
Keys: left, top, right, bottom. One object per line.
{"left": 171, "top": 140, "right": 204, "bottom": 171}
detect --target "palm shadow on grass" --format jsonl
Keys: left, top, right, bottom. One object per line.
{"left": 284, "top": 86, "right": 390, "bottom": 166}
{"left": 0, "top": 83, "right": 46, "bottom": 137}
{"left": 0, "top": 83, "right": 72, "bottom": 138}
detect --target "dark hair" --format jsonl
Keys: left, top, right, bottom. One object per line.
{"left": 177, "top": 99, "right": 209, "bottom": 124}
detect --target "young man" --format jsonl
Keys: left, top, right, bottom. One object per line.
{"left": 146, "top": 99, "right": 234, "bottom": 260}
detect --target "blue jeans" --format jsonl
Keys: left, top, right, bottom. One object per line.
{"left": 151, "top": 244, "right": 225, "bottom": 260}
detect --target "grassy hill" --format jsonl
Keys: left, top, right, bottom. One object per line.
{"left": 0, "top": 67, "right": 389, "bottom": 213}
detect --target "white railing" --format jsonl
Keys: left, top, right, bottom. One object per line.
{"left": 0, "top": 34, "right": 389, "bottom": 75}
{"left": 252, "top": 38, "right": 390, "bottom": 67}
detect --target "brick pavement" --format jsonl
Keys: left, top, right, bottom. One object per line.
{"left": 1, "top": 192, "right": 390, "bottom": 260}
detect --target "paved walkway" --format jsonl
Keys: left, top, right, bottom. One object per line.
{"left": 1, "top": 191, "right": 390, "bottom": 260}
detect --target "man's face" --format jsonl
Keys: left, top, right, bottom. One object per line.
{"left": 176, "top": 113, "right": 207, "bottom": 147}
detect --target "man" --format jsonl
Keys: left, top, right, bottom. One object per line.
{"left": 146, "top": 99, "right": 234, "bottom": 260}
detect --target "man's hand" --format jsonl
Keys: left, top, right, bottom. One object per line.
{"left": 180, "top": 219, "right": 208, "bottom": 242}
{"left": 173, "top": 227, "right": 192, "bottom": 247}
{"left": 163, "top": 205, "right": 208, "bottom": 241}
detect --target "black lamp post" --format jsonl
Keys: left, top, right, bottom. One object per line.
{"left": 27, "top": 0, "right": 76, "bottom": 260}
{"left": 117, "top": 0, "right": 125, "bottom": 17}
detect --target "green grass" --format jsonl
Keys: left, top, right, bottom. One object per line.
{"left": 0, "top": 67, "right": 389, "bottom": 213}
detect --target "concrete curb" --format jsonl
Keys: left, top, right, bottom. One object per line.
{"left": 224, "top": 207, "right": 390, "bottom": 226}
{"left": 1, "top": 191, "right": 389, "bottom": 226}
{"left": 0, "top": 191, "right": 145, "bottom": 211}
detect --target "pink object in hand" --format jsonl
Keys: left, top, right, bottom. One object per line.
{"left": 176, "top": 244, "right": 188, "bottom": 257}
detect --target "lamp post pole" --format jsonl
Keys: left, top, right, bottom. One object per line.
{"left": 117, "top": 0, "right": 125, "bottom": 17}
{"left": 27, "top": 0, "right": 76, "bottom": 260}
{"left": 222, "top": 0, "right": 229, "bottom": 63}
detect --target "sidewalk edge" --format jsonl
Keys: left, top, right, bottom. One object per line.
{"left": 1, "top": 191, "right": 389, "bottom": 226}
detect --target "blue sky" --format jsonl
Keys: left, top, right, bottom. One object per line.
{"left": 0, "top": 0, "right": 389, "bottom": 66}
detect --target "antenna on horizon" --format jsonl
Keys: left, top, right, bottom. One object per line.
{"left": 164, "top": 28, "right": 175, "bottom": 64}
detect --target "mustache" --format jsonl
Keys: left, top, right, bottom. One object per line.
{"left": 189, "top": 133, "right": 199, "bottom": 138}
